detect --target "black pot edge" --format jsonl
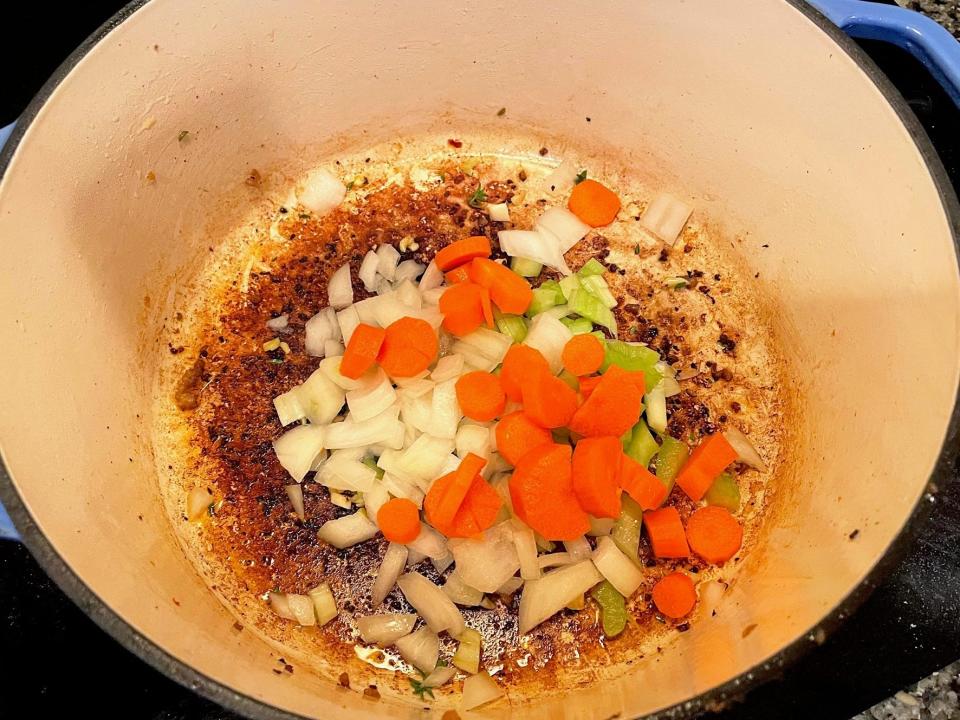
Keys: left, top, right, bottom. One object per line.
{"left": 0, "top": 1, "right": 957, "bottom": 719}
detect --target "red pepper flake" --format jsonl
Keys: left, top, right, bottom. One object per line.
{"left": 447, "top": 139, "right": 463, "bottom": 148}
{"left": 338, "top": 672, "right": 350, "bottom": 688}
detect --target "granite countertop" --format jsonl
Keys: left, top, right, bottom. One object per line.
{"left": 902, "top": 0, "right": 960, "bottom": 37}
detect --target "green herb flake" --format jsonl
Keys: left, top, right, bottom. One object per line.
{"left": 409, "top": 677, "right": 435, "bottom": 701}
{"left": 178, "top": 130, "right": 190, "bottom": 142}
{"left": 345, "top": 180, "right": 355, "bottom": 191}
{"left": 467, "top": 187, "right": 487, "bottom": 208}
{"left": 497, "top": 107, "right": 506, "bottom": 117}
{"left": 574, "top": 169, "right": 588, "bottom": 185}
{"left": 298, "top": 213, "right": 311, "bottom": 220}
{"left": 269, "top": 357, "right": 284, "bottom": 364}
{"left": 634, "top": 244, "right": 641, "bottom": 255}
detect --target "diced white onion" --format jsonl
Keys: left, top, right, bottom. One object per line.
{"left": 297, "top": 168, "right": 346, "bottom": 215}
{"left": 443, "top": 572, "right": 484, "bottom": 606}
{"left": 395, "top": 279, "right": 422, "bottom": 309}
{"left": 318, "top": 356, "right": 365, "bottom": 391}
{"left": 395, "top": 259, "right": 426, "bottom": 286}
{"left": 324, "top": 340, "right": 344, "bottom": 357}
{"left": 375, "top": 276, "right": 394, "bottom": 297}
{"left": 536, "top": 207, "right": 590, "bottom": 253}
{"left": 358, "top": 250, "right": 380, "bottom": 292}
{"left": 456, "top": 424, "right": 492, "bottom": 462}
{"left": 538, "top": 552, "right": 573, "bottom": 569}
{"left": 266, "top": 315, "right": 289, "bottom": 331}
{"left": 305, "top": 309, "right": 338, "bottom": 357}
{"left": 449, "top": 522, "right": 520, "bottom": 593}
{"left": 381, "top": 472, "right": 426, "bottom": 507}
{"left": 487, "top": 202, "right": 511, "bottom": 222}
{"left": 512, "top": 521, "right": 541, "bottom": 581}
{"left": 329, "top": 489, "right": 352, "bottom": 509}
{"left": 336, "top": 306, "right": 361, "bottom": 346}
{"left": 268, "top": 591, "right": 295, "bottom": 620}
{"left": 592, "top": 536, "right": 643, "bottom": 597}
{"left": 356, "top": 613, "right": 417, "bottom": 644}
{"left": 640, "top": 193, "right": 693, "bottom": 246}
{"left": 431, "top": 354, "right": 464, "bottom": 382}
{"left": 395, "top": 626, "right": 440, "bottom": 673}
{"left": 376, "top": 243, "right": 401, "bottom": 281}
{"left": 645, "top": 386, "right": 667, "bottom": 434}
{"left": 657, "top": 376, "right": 682, "bottom": 398}
{"left": 316, "top": 451, "right": 377, "bottom": 492}
{"left": 542, "top": 158, "right": 578, "bottom": 193}
{"left": 431, "top": 552, "right": 454, "bottom": 574}
{"left": 397, "top": 378, "right": 434, "bottom": 399}
{"left": 419, "top": 260, "right": 444, "bottom": 291}
{"left": 407, "top": 548, "right": 428, "bottom": 566}
{"left": 564, "top": 536, "right": 592, "bottom": 562}
{"left": 407, "top": 523, "right": 450, "bottom": 560}
{"left": 523, "top": 313, "right": 573, "bottom": 374}
{"left": 352, "top": 295, "right": 380, "bottom": 325}
{"left": 723, "top": 426, "right": 767, "bottom": 471}
{"left": 286, "top": 593, "right": 317, "bottom": 626}
{"left": 273, "top": 389, "right": 306, "bottom": 426}
{"left": 451, "top": 342, "right": 498, "bottom": 372}
{"left": 187, "top": 486, "right": 212, "bottom": 521}
{"left": 317, "top": 510, "right": 379, "bottom": 549}
{"left": 325, "top": 406, "right": 403, "bottom": 450}
{"left": 310, "top": 449, "right": 329, "bottom": 472}
{"left": 299, "top": 368, "right": 347, "bottom": 424}
{"left": 395, "top": 434, "right": 456, "bottom": 488}
{"left": 496, "top": 576, "right": 524, "bottom": 595}
{"left": 273, "top": 424, "right": 326, "bottom": 482}
{"left": 327, "top": 264, "right": 353, "bottom": 310}
{"left": 421, "top": 287, "right": 445, "bottom": 306}
{"left": 430, "top": 378, "right": 462, "bottom": 439}
{"left": 587, "top": 517, "right": 615, "bottom": 537}
{"left": 371, "top": 542, "right": 409, "bottom": 606}
{"left": 460, "top": 672, "right": 505, "bottom": 712}
{"left": 308, "top": 583, "right": 338, "bottom": 625}
{"left": 346, "top": 370, "right": 397, "bottom": 422}
{"left": 363, "top": 482, "right": 390, "bottom": 525}
{"left": 498, "top": 229, "right": 571, "bottom": 276}
{"left": 285, "top": 484, "right": 305, "bottom": 520}
{"left": 422, "top": 665, "right": 457, "bottom": 688}
{"left": 397, "top": 572, "right": 466, "bottom": 637}
{"left": 458, "top": 327, "right": 512, "bottom": 365}
{"left": 518, "top": 560, "right": 603, "bottom": 634}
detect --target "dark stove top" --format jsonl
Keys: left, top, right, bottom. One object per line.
{"left": 1, "top": 3, "right": 958, "bottom": 719}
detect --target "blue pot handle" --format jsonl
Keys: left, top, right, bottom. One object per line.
{"left": 0, "top": 121, "right": 19, "bottom": 541}
{"left": 809, "top": 0, "right": 960, "bottom": 107}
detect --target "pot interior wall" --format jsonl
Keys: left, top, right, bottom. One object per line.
{"left": 0, "top": 0, "right": 957, "bottom": 718}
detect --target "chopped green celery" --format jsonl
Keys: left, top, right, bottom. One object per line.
{"left": 601, "top": 340, "right": 663, "bottom": 390}
{"left": 590, "top": 331, "right": 607, "bottom": 342}
{"left": 611, "top": 496, "right": 643, "bottom": 565}
{"left": 624, "top": 418, "right": 660, "bottom": 468}
{"left": 558, "top": 274, "right": 581, "bottom": 301}
{"left": 510, "top": 256, "right": 543, "bottom": 278}
{"left": 527, "top": 280, "right": 565, "bottom": 315}
{"left": 578, "top": 258, "right": 607, "bottom": 277}
{"left": 558, "top": 370, "right": 580, "bottom": 391}
{"left": 535, "top": 534, "right": 556, "bottom": 553}
{"left": 580, "top": 274, "right": 617, "bottom": 309}
{"left": 494, "top": 309, "right": 528, "bottom": 343}
{"left": 655, "top": 435, "right": 689, "bottom": 494}
{"left": 590, "top": 580, "right": 628, "bottom": 637}
{"left": 705, "top": 471, "right": 740, "bottom": 511}
{"left": 361, "top": 456, "right": 385, "bottom": 480}
{"left": 561, "top": 317, "right": 594, "bottom": 335}
{"left": 567, "top": 289, "right": 617, "bottom": 335}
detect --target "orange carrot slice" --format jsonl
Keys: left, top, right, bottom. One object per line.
{"left": 578, "top": 374, "right": 602, "bottom": 400}
{"left": 500, "top": 344, "right": 550, "bottom": 403}
{"left": 568, "top": 366, "right": 644, "bottom": 437}
{"left": 455, "top": 371, "right": 506, "bottom": 421}
{"left": 377, "top": 317, "right": 438, "bottom": 377}
{"left": 445, "top": 266, "right": 471, "bottom": 285}
{"left": 439, "top": 282, "right": 486, "bottom": 337}
{"left": 479, "top": 286, "right": 495, "bottom": 328}
{"left": 568, "top": 179, "right": 621, "bottom": 227}
{"left": 340, "top": 323, "right": 386, "bottom": 379}
{"left": 448, "top": 475, "right": 502, "bottom": 538}
{"left": 521, "top": 367, "right": 578, "bottom": 429}
{"left": 377, "top": 498, "right": 422, "bottom": 544}
{"left": 619, "top": 453, "right": 668, "bottom": 510}
{"left": 435, "top": 236, "right": 492, "bottom": 271}
{"left": 674, "top": 433, "right": 738, "bottom": 502}
{"left": 467, "top": 257, "right": 534, "bottom": 315}
{"left": 652, "top": 572, "right": 697, "bottom": 619}
{"left": 509, "top": 443, "right": 589, "bottom": 541}
{"left": 424, "top": 453, "right": 488, "bottom": 533}
{"left": 561, "top": 334, "right": 605, "bottom": 376}
{"left": 571, "top": 436, "right": 622, "bottom": 519}
{"left": 643, "top": 506, "right": 690, "bottom": 559}
{"left": 685, "top": 506, "right": 743, "bottom": 565}
{"left": 495, "top": 411, "right": 553, "bottom": 466}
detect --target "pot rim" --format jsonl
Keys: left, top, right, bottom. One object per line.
{"left": 0, "top": 1, "right": 957, "bottom": 718}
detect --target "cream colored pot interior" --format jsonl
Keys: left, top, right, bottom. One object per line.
{"left": 0, "top": 0, "right": 957, "bottom": 718}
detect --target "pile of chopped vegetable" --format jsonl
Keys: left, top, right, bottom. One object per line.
{"left": 216, "top": 166, "right": 766, "bottom": 710}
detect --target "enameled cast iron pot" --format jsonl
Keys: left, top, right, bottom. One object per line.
{"left": 0, "top": 1, "right": 958, "bottom": 718}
